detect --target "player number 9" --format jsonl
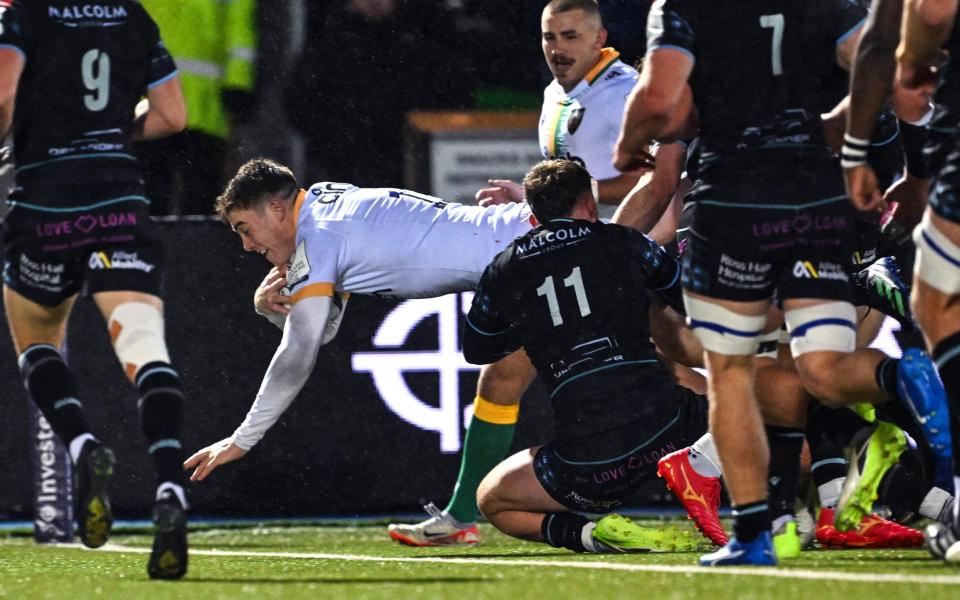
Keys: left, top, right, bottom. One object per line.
{"left": 81, "top": 49, "right": 111, "bottom": 112}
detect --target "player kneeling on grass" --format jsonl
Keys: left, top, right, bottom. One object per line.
{"left": 462, "top": 159, "right": 707, "bottom": 553}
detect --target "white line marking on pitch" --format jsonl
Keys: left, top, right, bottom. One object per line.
{"left": 50, "top": 543, "right": 960, "bottom": 586}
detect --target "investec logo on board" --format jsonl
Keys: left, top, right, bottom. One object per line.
{"left": 352, "top": 293, "right": 479, "bottom": 453}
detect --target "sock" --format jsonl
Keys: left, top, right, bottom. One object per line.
{"left": 689, "top": 433, "right": 722, "bottom": 478}
{"left": 806, "top": 404, "right": 856, "bottom": 509}
{"left": 157, "top": 481, "right": 189, "bottom": 510}
{"left": 137, "top": 362, "right": 185, "bottom": 487}
{"left": 875, "top": 357, "right": 902, "bottom": 403}
{"left": 444, "top": 396, "right": 518, "bottom": 523}
{"left": 732, "top": 500, "right": 770, "bottom": 543}
{"left": 766, "top": 426, "right": 805, "bottom": 525}
{"left": 877, "top": 462, "right": 929, "bottom": 522}
{"left": 18, "top": 345, "right": 92, "bottom": 450}
{"left": 919, "top": 487, "right": 955, "bottom": 524}
{"left": 68, "top": 433, "right": 97, "bottom": 464}
{"left": 541, "top": 512, "right": 591, "bottom": 553}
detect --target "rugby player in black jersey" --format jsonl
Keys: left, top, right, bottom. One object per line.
{"left": 462, "top": 159, "right": 712, "bottom": 553}
{"left": 897, "top": 0, "right": 960, "bottom": 563}
{"left": 0, "top": 0, "right": 189, "bottom": 578}
{"left": 614, "top": 0, "right": 951, "bottom": 565}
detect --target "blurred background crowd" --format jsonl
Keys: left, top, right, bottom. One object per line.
{"left": 134, "top": 0, "right": 653, "bottom": 216}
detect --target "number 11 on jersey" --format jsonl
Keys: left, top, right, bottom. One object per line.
{"left": 536, "top": 266, "right": 592, "bottom": 326}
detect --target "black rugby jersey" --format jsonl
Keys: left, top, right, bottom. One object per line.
{"left": 463, "top": 219, "right": 683, "bottom": 440}
{"left": 646, "top": 0, "right": 864, "bottom": 160}
{"left": 0, "top": 1, "right": 176, "bottom": 193}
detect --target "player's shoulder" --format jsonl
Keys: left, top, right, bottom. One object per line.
{"left": 585, "top": 59, "right": 637, "bottom": 100}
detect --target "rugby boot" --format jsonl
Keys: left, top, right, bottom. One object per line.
{"left": 591, "top": 514, "right": 701, "bottom": 553}
{"left": 896, "top": 348, "right": 953, "bottom": 490}
{"left": 817, "top": 508, "right": 922, "bottom": 548}
{"left": 836, "top": 421, "right": 906, "bottom": 531}
{"left": 699, "top": 532, "right": 777, "bottom": 567}
{"left": 657, "top": 448, "right": 728, "bottom": 545}
{"left": 148, "top": 489, "right": 188, "bottom": 579}
{"left": 75, "top": 442, "right": 115, "bottom": 548}
{"left": 853, "top": 256, "right": 915, "bottom": 330}
{"left": 388, "top": 502, "right": 479, "bottom": 547}
{"left": 925, "top": 522, "right": 960, "bottom": 563}
{"left": 772, "top": 520, "right": 801, "bottom": 559}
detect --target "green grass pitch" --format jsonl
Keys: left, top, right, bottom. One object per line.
{"left": 1, "top": 521, "right": 959, "bottom": 599}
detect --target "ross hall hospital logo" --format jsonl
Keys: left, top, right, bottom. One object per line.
{"left": 352, "top": 293, "right": 480, "bottom": 453}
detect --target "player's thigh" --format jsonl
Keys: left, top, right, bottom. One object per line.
{"left": 477, "top": 446, "right": 564, "bottom": 516}
{"left": 476, "top": 348, "right": 537, "bottom": 405}
{"left": 2, "top": 286, "right": 77, "bottom": 353}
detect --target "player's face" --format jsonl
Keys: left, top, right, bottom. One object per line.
{"left": 227, "top": 199, "right": 296, "bottom": 267}
{"left": 541, "top": 8, "right": 605, "bottom": 92}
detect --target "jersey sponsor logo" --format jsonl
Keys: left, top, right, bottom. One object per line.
{"left": 18, "top": 254, "right": 65, "bottom": 288}
{"left": 352, "top": 293, "right": 480, "bottom": 452}
{"left": 791, "top": 260, "right": 848, "bottom": 282}
{"left": 48, "top": 4, "right": 128, "bottom": 21}
{"left": 515, "top": 225, "right": 591, "bottom": 256}
{"left": 87, "top": 250, "right": 154, "bottom": 273}
{"left": 567, "top": 107, "right": 585, "bottom": 134}
{"left": 286, "top": 241, "right": 311, "bottom": 286}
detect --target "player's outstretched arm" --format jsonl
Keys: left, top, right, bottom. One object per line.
{"left": 0, "top": 48, "right": 24, "bottom": 138}
{"left": 184, "top": 437, "right": 248, "bottom": 482}
{"left": 185, "top": 295, "right": 332, "bottom": 481}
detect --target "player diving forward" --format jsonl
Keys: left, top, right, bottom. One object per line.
{"left": 182, "top": 158, "right": 536, "bottom": 477}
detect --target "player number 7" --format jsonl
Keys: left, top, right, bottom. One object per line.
{"left": 760, "top": 13, "right": 784, "bottom": 76}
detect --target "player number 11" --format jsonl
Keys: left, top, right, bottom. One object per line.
{"left": 536, "top": 266, "right": 592, "bottom": 327}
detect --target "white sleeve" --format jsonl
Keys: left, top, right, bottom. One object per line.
{"left": 231, "top": 295, "right": 331, "bottom": 451}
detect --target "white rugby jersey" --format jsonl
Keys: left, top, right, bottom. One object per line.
{"left": 539, "top": 48, "right": 638, "bottom": 219}
{"left": 284, "top": 182, "right": 535, "bottom": 302}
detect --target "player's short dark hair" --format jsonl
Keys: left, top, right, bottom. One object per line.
{"left": 545, "top": 0, "right": 601, "bottom": 19}
{"left": 523, "top": 159, "right": 592, "bottom": 223}
{"left": 215, "top": 158, "right": 298, "bottom": 220}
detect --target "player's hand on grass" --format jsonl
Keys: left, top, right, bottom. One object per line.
{"left": 254, "top": 266, "right": 290, "bottom": 316}
{"left": 844, "top": 164, "right": 885, "bottom": 213}
{"left": 475, "top": 179, "right": 524, "bottom": 207}
{"left": 184, "top": 438, "right": 248, "bottom": 481}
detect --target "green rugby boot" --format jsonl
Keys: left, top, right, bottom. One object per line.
{"left": 835, "top": 421, "right": 906, "bottom": 532}
{"left": 592, "top": 514, "right": 702, "bottom": 553}
{"left": 773, "top": 520, "right": 801, "bottom": 559}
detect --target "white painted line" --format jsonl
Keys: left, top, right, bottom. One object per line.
{"left": 50, "top": 543, "right": 960, "bottom": 586}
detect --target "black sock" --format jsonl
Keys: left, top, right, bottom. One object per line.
{"left": 19, "top": 345, "right": 90, "bottom": 447}
{"left": 807, "top": 404, "right": 863, "bottom": 487}
{"left": 766, "top": 426, "right": 805, "bottom": 525}
{"left": 875, "top": 357, "right": 902, "bottom": 403}
{"left": 932, "top": 331, "right": 960, "bottom": 479}
{"left": 732, "top": 500, "right": 770, "bottom": 543}
{"left": 137, "top": 362, "right": 185, "bottom": 487}
{"left": 877, "top": 461, "right": 929, "bottom": 523}
{"left": 541, "top": 512, "right": 591, "bottom": 553}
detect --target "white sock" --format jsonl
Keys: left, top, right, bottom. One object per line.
{"left": 688, "top": 433, "right": 722, "bottom": 478}
{"left": 818, "top": 478, "right": 844, "bottom": 510}
{"left": 157, "top": 482, "right": 189, "bottom": 510}
{"left": 68, "top": 433, "right": 97, "bottom": 464}
{"left": 919, "top": 487, "right": 955, "bottom": 523}
{"left": 772, "top": 514, "right": 795, "bottom": 533}
{"left": 580, "top": 521, "right": 601, "bottom": 552}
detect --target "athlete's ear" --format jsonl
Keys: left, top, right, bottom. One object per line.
{"left": 595, "top": 26, "right": 608, "bottom": 49}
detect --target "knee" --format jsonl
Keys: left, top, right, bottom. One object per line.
{"left": 795, "top": 360, "right": 844, "bottom": 407}
{"left": 476, "top": 473, "right": 500, "bottom": 521}
{"left": 477, "top": 357, "right": 534, "bottom": 405}
{"left": 107, "top": 302, "right": 171, "bottom": 382}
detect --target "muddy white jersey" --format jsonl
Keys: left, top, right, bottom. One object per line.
{"left": 539, "top": 49, "right": 638, "bottom": 183}
{"left": 284, "top": 182, "right": 535, "bottom": 302}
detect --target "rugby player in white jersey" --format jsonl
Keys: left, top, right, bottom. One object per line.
{"left": 183, "top": 159, "right": 536, "bottom": 479}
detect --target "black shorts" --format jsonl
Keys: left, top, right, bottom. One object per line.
{"left": 681, "top": 153, "right": 857, "bottom": 303}
{"left": 533, "top": 386, "right": 708, "bottom": 514}
{"left": 3, "top": 182, "right": 163, "bottom": 307}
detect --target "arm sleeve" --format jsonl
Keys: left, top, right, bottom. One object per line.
{"left": 140, "top": 10, "right": 177, "bottom": 89}
{"left": 462, "top": 265, "right": 522, "bottom": 365}
{"left": 646, "top": 0, "right": 696, "bottom": 60}
{"left": 622, "top": 227, "right": 685, "bottom": 314}
{"left": 231, "top": 295, "right": 331, "bottom": 451}
{"left": 0, "top": 1, "right": 26, "bottom": 58}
